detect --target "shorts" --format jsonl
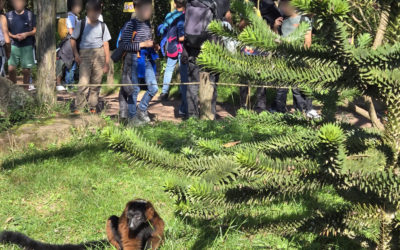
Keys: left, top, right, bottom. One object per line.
{"left": 8, "top": 45, "right": 35, "bottom": 69}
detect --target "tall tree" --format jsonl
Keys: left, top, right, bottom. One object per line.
{"left": 36, "top": 0, "right": 57, "bottom": 107}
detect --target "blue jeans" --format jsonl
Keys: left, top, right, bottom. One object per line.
{"left": 162, "top": 55, "right": 188, "bottom": 93}
{"left": 65, "top": 62, "right": 77, "bottom": 85}
{"left": 162, "top": 55, "right": 189, "bottom": 114}
{"left": 127, "top": 55, "right": 158, "bottom": 118}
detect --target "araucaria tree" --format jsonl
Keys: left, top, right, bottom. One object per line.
{"left": 103, "top": 0, "right": 400, "bottom": 248}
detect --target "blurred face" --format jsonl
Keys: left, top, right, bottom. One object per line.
{"left": 136, "top": 3, "right": 153, "bottom": 21}
{"left": 280, "top": 2, "right": 296, "bottom": 17}
{"left": 12, "top": 0, "right": 26, "bottom": 12}
{"left": 72, "top": 1, "right": 83, "bottom": 14}
{"left": 87, "top": 8, "right": 101, "bottom": 22}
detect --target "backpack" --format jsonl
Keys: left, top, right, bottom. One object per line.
{"left": 165, "top": 15, "right": 184, "bottom": 58}
{"left": 58, "top": 18, "right": 68, "bottom": 40}
{"left": 185, "top": 0, "right": 219, "bottom": 49}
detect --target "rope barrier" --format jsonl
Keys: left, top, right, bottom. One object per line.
{"left": 15, "top": 82, "right": 291, "bottom": 89}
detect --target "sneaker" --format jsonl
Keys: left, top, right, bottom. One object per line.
{"left": 178, "top": 110, "right": 187, "bottom": 117}
{"left": 158, "top": 93, "right": 169, "bottom": 101}
{"left": 127, "top": 116, "right": 145, "bottom": 127}
{"left": 137, "top": 109, "right": 151, "bottom": 123}
{"left": 90, "top": 109, "right": 97, "bottom": 114}
{"left": 28, "top": 84, "right": 36, "bottom": 91}
{"left": 73, "top": 110, "right": 81, "bottom": 115}
{"left": 306, "top": 109, "right": 321, "bottom": 119}
{"left": 56, "top": 85, "right": 67, "bottom": 91}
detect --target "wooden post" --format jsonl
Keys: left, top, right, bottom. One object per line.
{"left": 199, "top": 72, "right": 215, "bottom": 120}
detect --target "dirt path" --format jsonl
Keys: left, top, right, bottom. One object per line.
{"left": 58, "top": 91, "right": 236, "bottom": 122}
{"left": 15, "top": 78, "right": 375, "bottom": 128}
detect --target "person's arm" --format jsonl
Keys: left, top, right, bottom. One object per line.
{"left": 68, "top": 28, "right": 74, "bottom": 35}
{"left": 70, "top": 39, "right": 81, "bottom": 64}
{"left": 273, "top": 17, "right": 283, "bottom": 34}
{"left": 103, "top": 41, "right": 110, "bottom": 73}
{"left": 1, "top": 15, "right": 10, "bottom": 44}
{"left": 121, "top": 21, "right": 153, "bottom": 52}
{"left": 1, "top": 15, "right": 11, "bottom": 58}
{"left": 304, "top": 30, "right": 312, "bottom": 49}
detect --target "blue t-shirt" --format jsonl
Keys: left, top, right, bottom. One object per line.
{"left": 7, "top": 10, "right": 36, "bottom": 47}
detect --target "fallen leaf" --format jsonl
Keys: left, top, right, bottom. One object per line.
{"left": 5, "top": 217, "right": 13, "bottom": 224}
{"left": 223, "top": 141, "right": 241, "bottom": 148}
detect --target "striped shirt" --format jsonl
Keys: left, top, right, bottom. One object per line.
{"left": 121, "top": 19, "right": 152, "bottom": 52}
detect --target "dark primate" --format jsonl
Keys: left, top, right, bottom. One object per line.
{"left": 106, "top": 199, "right": 164, "bottom": 250}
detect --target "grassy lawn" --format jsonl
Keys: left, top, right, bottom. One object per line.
{"left": 0, "top": 135, "right": 299, "bottom": 249}
{"left": 0, "top": 115, "right": 366, "bottom": 249}
{"left": 0, "top": 138, "right": 197, "bottom": 249}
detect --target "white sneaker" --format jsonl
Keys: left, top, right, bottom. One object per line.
{"left": 56, "top": 85, "right": 67, "bottom": 91}
{"left": 28, "top": 84, "right": 36, "bottom": 91}
{"left": 306, "top": 109, "right": 321, "bottom": 119}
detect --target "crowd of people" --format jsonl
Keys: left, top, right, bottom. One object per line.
{"left": 1, "top": 0, "right": 322, "bottom": 126}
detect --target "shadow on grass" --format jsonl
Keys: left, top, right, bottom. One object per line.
{"left": 0, "top": 141, "right": 108, "bottom": 171}
{"left": 178, "top": 195, "right": 376, "bottom": 249}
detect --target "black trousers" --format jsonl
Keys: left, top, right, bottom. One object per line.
{"left": 185, "top": 46, "right": 218, "bottom": 118}
{"left": 274, "top": 88, "right": 312, "bottom": 113}
{"left": 239, "top": 86, "right": 267, "bottom": 111}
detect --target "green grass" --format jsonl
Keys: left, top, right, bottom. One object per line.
{"left": 0, "top": 118, "right": 364, "bottom": 249}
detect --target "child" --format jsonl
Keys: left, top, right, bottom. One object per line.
{"left": 0, "top": 0, "right": 10, "bottom": 76}
{"left": 272, "top": 0, "right": 320, "bottom": 119}
{"left": 71, "top": 0, "right": 111, "bottom": 114}
{"left": 120, "top": 0, "right": 158, "bottom": 125}
{"left": 158, "top": 0, "right": 187, "bottom": 108}
{"left": 56, "top": 0, "right": 83, "bottom": 91}
{"left": 6, "top": 0, "right": 36, "bottom": 89}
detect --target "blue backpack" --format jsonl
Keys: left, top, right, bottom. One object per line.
{"left": 159, "top": 12, "right": 184, "bottom": 58}
{"left": 165, "top": 21, "right": 183, "bottom": 58}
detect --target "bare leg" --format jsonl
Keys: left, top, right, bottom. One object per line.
{"left": 8, "top": 65, "right": 17, "bottom": 84}
{"left": 56, "top": 76, "right": 62, "bottom": 86}
{"left": 22, "top": 68, "right": 31, "bottom": 85}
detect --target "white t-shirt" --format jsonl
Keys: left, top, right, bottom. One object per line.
{"left": 66, "top": 12, "right": 79, "bottom": 29}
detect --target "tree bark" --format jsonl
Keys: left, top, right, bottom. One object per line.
{"left": 36, "top": 0, "right": 57, "bottom": 107}
{"left": 362, "top": 3, "right": 392, "bottom": 131}
{"left": 199, "top": 72, "right": 215, "bottom": 120}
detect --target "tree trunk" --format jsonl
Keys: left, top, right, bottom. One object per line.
{"left": 36, "top": 0, "right": 57, "bottom": 107}
{"left": 373, "top": 5, "right": 391, "bottom": 49}
{"left": 362, "top": 3, "right": 392, "bottom": 131}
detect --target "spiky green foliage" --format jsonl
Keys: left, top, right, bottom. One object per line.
{"left": 200, "top": 0, "right": 400, "bottom": 166}
{"left": 103, "top": 1, "right": 400, "bottom": 246}
{"left": 102, "top": 109, "right": 399, "bottom": 248}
